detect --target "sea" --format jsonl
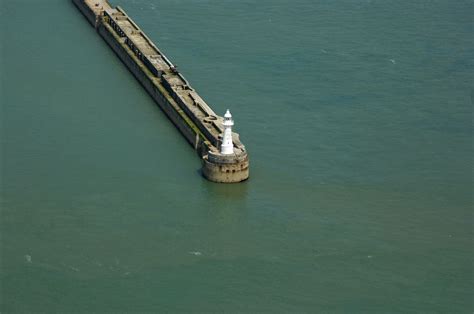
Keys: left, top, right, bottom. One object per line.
{"left": 1, "top": 0, "right": 472, "bottom": 312}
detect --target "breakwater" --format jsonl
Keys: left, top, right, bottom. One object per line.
{"left": 72, "top": 0, "right": 249, "bottom": 183}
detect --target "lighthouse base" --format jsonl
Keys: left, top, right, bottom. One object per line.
{"left": 202, "top": 151, "right": 249, "bottom": 183}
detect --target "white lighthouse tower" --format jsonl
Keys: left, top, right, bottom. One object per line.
{"left": 220, "top": 109, "right": 234, "bottom": 155}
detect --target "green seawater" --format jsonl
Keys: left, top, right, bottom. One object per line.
{"left": 1, "top": 0, "right": 472, "bottom": 312}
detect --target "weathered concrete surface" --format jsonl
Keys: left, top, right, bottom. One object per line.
{"left": 72, "top": 0, "right": 111, "bottom": 27}
{"left": 72, "top": 0, "right": 249, "bottom": 183}
{"left": 203, "top": 151, "right": 249, "bottom": 183}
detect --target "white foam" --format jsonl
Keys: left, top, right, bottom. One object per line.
{"left": 24, "top": 254, "right": 32, "bottom": 263}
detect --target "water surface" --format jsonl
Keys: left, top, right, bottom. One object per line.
{"left": 1, "top": 0, "right": 472, "bottom": 312}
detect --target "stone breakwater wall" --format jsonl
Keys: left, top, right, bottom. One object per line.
{"left": 72, "top": 0, "right": 249, "bottom": 183}
{"left": 73, "top": 0, "right": 98, "bottom": 26}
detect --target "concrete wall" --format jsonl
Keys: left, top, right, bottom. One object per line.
{"left": 98, "top": 23, "right": 204, "bottom": 151}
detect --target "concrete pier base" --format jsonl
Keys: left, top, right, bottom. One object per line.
{"left": 202, "top": 151, "right": 249, "bottom": 183}
{"left": 202, "top": 157, "right": 249, "bottom": 183}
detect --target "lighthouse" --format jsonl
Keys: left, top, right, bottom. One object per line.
{"left": 220, "top": 109, "right": 234, "bottom": 155}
